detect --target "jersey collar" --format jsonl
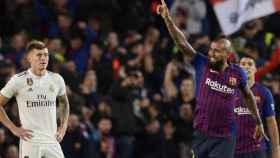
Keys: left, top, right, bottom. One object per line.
{"left": 28, "top": 69, "right": 48, "bottom": 79}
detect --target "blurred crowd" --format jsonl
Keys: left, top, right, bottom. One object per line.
{"left": 0, "top": 0, "right": 280, "bottom": 158}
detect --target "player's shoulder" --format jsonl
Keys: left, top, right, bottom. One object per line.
{"left": 47, "top": 71, "right": 64, "bottom": 81}
{"left": 5, "top": 71, "right": 29, "bottom": 85}
{"left": 229, "top": 64, "right": 246, "bottom": 75}
{"left": 48, "top": 71, "right": 61, "bottom": 77}
{"left": 229, "top": 63, "right": 243, "bottom": 71}
{"left": 193, "top": 52, "right": 208, "bottom": 61}
{"left": 12, "top": 70, "right": 30, "bottom": 82}
{"left": 15, "top": 70, "right": 28, "bottom": 78}
{"left": 255, "top": 82, "right": 272, "bottom": 97}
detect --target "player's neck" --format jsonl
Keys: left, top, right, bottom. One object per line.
{"left": 222, "top": 62, "right": 229, "bottom": 71}
{"left": 248, "top": 77, "right": 255, "bottom": 88}
{"left": 209, "top": 62, "right": 228, "bottom": 72}
{"left": 30, "top": 68, "right": 47, "bottom": 76}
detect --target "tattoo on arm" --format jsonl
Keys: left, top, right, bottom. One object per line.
{"left": 164, "top": 16, "right": 196, "bottom": 57}
{"left": 58, "top": 94, "right": 70, "bottom": 128}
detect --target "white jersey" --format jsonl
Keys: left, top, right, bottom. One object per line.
{"left": 0, "top": 69, "right": 66, "bottom": 143}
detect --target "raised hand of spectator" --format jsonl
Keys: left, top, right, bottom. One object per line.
{"left": 164, "top": 62, "right": 179, "bottom": 99}
{"left": 143, "top": 42, "right": 153, "bottom": 54}
{"left": 166, "top": 61, "right": 178, "bottom": 78}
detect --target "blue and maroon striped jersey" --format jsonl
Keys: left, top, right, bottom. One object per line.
{"left": 191, "top": 53, "right": 248, "bottom": 138}
{"left": 235, "top": 83, "right": 275, "bottom": 154}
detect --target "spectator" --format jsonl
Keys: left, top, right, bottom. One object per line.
{"left": 175, "top": 104, "right": 195, "bottom": 158}
{"left": 50, "top": 0, "right": 78, "bottom": 17}
{"left": 93, "top": 99, "right": 113, "bottom": 125}
{"left": 163, "top": 62, "right": 195, "bottom": 118}
{"left": 66, "top": 85, "right": 86, "bottom": 114}
{"left": 4, "top": 144, "right": 18, "bottom": 158}
{"left": 170, "top": 0, "right": 207, "bottom": 35}
{"left": 79, "top": 70, "right": 99, "bottom": 107}
{"left": 2, "top": 32, "right": 28, "bottom": 68}
{"left": 162, "top": 119, "right": 180, "bottom": 158}
{"left": 88, "top": 42, "right": 114, "bottom": 95}
{"left": 60, "top": 60, "right": 81, "bottom": 92}
{"left": 134, "top": 119, "right": 162, "bottom": 158}
{"left": 94, "top": 117, "right": 116, "bottom": 158}
{"left": 106, "top": 32, "right": 119, "bottom": 53}
{"left": 47, "top": 37, "right": 67, "bottom": 63}
{"left": 48, "top": 12, "right": 73, "bottom": 40}
{"left": 62, "top": 114, "right": 95, "bottom": 158}
{"left": 109, "top": 70, "right": 147, "bottom": 158}
{"left": 80, "top": 106, "right": 95, "bottom": 136}
{"left": 0, "top": 60, "right": 16, "bottom": 88}
{"left": 66, "top": 23, "right": 97, "bottom": 74}
{"left": 163, "top": 61, "right": 195, "bottom": 157}
{"left": 255, "top": 37, "right": 280, "bottom": 81}
{"left": 232, "top": 19, "right": 269, "bottom": 60}
{"left": 240, "top": 42, "right": 263, "bottom": 65}
{"left": 0, "top": 128, "right": 8, "bottom": 158}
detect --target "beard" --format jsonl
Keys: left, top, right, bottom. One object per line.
{"left": 208, "top": 60, "right": 224, "bottom": 71}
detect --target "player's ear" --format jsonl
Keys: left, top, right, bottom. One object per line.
{"left": 26, "top": 54, "right": 30, "bottom": 62}
{"left": 26, "top": 51, "right": 32, "bottom": 63}
{"left": 252, "top": 66, "right": 257, "bottom": 74}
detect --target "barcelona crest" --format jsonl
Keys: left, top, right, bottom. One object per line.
{"left": 229, "top": 77, "right": 237, "bottom": 86}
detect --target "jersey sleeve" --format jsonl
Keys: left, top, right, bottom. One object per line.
{"left": 262, "top": 87, "right": 275, "bottom": 118}
{"left": 0, "top": 76, "right": 19, "bottom": 98}
{"left": 56, "top": 74, "right": 66, "bottom": 96}
{"left": 191, "top": 52, "right": 208, "bottom": 73}
{"left": 238, "top": 67, "right": 248, "bottom": 89}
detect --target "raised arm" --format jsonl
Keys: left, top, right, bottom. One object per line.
{"left": 158, "top": 0, "right": 196, "bottom": 58}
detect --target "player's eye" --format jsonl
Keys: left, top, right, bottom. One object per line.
{"left": 214, "top": 49, "right": 223, "bottom": 54}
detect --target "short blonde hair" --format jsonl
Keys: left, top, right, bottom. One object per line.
{"left": 26, "top": 40, "right": 46, "bottom": 54}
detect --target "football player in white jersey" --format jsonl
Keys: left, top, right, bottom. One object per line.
{"left": 0, "top": 40, "right": 70, "bottom": 158}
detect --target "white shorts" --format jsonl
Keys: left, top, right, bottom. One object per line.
{"left": 19, "top": 140, "right": 65, "bottom": 158}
